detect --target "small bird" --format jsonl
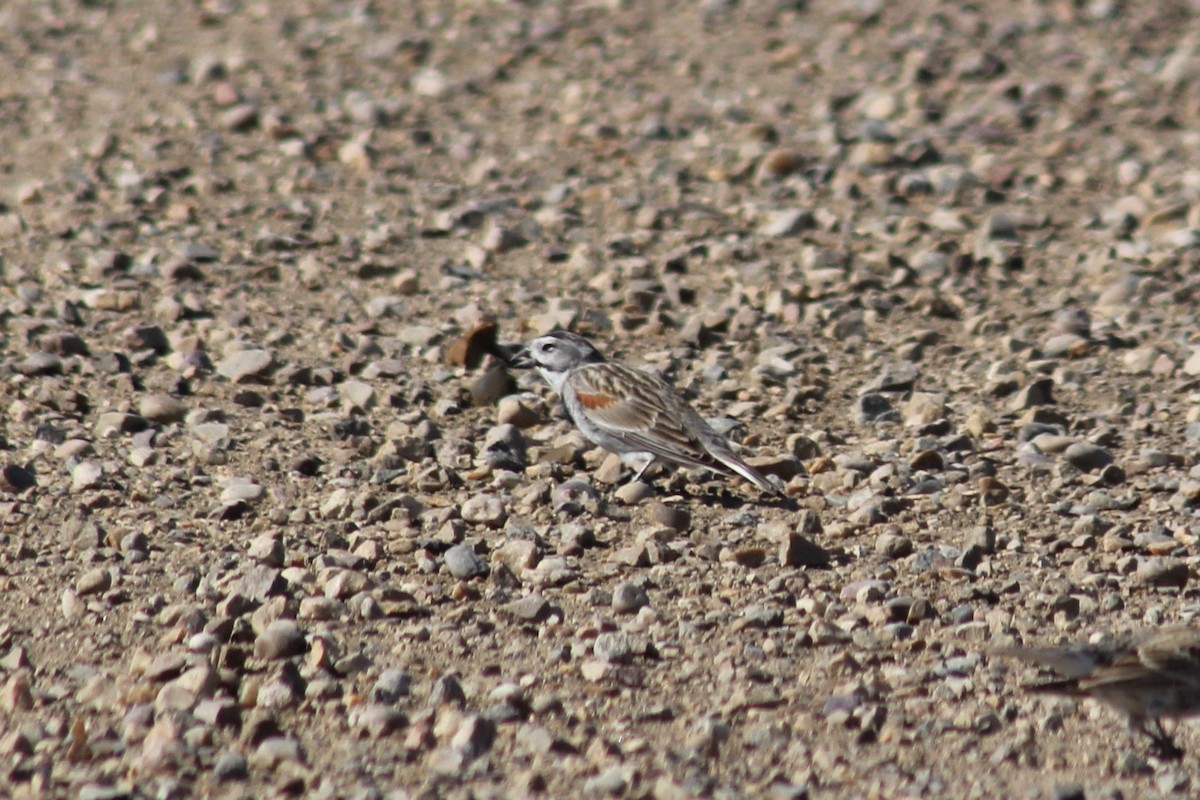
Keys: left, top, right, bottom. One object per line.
{"left": 993, "top": 626, "right": 1200, "bottom": 759}
{"left": 508, "top": 331, "right": 781, "bottom": 495}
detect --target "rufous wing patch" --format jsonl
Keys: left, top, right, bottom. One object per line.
{"left": 576, "top": 391, "right": 619, "bottom": 410}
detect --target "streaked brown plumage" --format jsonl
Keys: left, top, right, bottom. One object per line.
{"left": 509, "top": 331, "right": 781, "bottom": 494}
{"left": 994, "top": 626, "right": 1200, "bottom": 759}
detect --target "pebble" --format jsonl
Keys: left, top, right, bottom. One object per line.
{"left": 216, "top": 349, "right": 275, "bottom": 382}
{"left": 95, "top": 412, "right": 149, "bottom": 437}
{"left": 854, "top": 393, "right": 898, "bottom": 424}
{"left": 248, "top": 534, "right": 285, "bottom": 566}
{"left": 71, "top": 460, "right": 104, "bottom": 492}
{"left": 353, "top": 705, "right": 408, "bottom": 738}
{"left": 461, "top": 494, "right": 508, "bottom": 527}
{"left": 779, "top": 533, "right": 831, "bottom": 567}
{"left": 1063, "top": 442, "right": 1115, "bottom": 472}
{"left": 221, "top": 477, "right": 264, "bottom": 503}
{"left": 612, "top": 582, "right": 649, "bottom": 614}
{"left": 757, "top": 147, "right": 806, "bottom": 180}
{"left": 614, "top": 481, "right": 654, "bottom": 505}
{"left": 372, "top": 669, "right": 413, "bottom": 704}
{"left": 497, "top": 396, "right": 541, "bottom": 428}
{"left": 553, "top": 479, "right": 602, "bottom": 513}
{"left": 593, "top": 632, "right": 634, "bottom": 663}
{"left": 212, "top": 751, "right": 249, "bottom": 782}
{"left": 482, "top": 425, "right": 527, "bottom": 471}
{"left": 254, "top": 620, "right": 307, "bottom": 660}
{"left": 139, "top": 394, "right": 187, "bottom": 423}
{"left": 504, "top": 593, "right": 552, "bottom": 622}
{"left": 76, "top": 567, "right": 112, "bottom": 596}
{"left": 1009, "top": 378, "right": 1055, "bottom": 410}
{"left": 444, "top": 545, "right": 488, "bottom": 579}
{"left": 0, "top": 464, "right": 36, "bottom": 493}
{"left": 1135, "top": 558, "right": 1188, "bottom": 588}
{"left": 14, "top": 352, "right": 63, "bottom": 376}
{"left": 251, "top": 736, "right": 306, "bottom": 769}
{"left": 759, "top": 208, "right": 815, "bottom": 237}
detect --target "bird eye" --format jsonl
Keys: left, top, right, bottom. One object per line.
{"left": 543, "top": 342, "right": 556, "bottom": 352}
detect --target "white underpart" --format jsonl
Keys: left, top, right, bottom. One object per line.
{"left": 537, "top": 365, "right": 571, "bottom": 395}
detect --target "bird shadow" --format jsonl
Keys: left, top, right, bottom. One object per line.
{"left": 660, "top": 480, "right": 799, "bottom": 511}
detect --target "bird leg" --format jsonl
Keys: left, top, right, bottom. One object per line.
{"left": 630, "top": 457, "right": 657, "bottom": 485}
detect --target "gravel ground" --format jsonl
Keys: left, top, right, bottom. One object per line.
{"left": 4, "top": 1, "right": 1200, "bottom": 798}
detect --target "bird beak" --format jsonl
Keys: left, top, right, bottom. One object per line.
{"left": 506, "top": 346, "right": 533, "bottom": 369}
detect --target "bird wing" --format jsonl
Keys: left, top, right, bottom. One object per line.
{"left": 991, "top": 644, "right": 1119, "bottom": 679}
{"left": 567, "top": 363, "right": 717, "bottom": 469}
{"left": 997, "top": 628, "right": 1200, "bottom": 692}
{"left": 1134, "top": 627, "right": 1200, "bottom": 687}
{"left": 1076, "top": 652, "right": 1162, "bottom": 691}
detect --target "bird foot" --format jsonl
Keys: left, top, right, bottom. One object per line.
{"left": 1149, "top": 737, "right": 1184, "bottom": 761}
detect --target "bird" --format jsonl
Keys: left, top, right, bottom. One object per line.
{"left": 507, "top": 330, "right": 781, "bottom": 495}
{"left": 993, "top": 626, "right": 1200, "bottom": 759}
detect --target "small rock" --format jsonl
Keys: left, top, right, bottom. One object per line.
{"left": 220, "top": 103, "right": 259, "bottom": 131}
{"left": 757, "top": 147, "right": 806, "bottom": 180}
{"left": 445, "top": 320, "right": 501, "bottom": 368}
{"left": 876, "top": 532, "right": 914, "bottom": 558}
{"left": 247, "top": 534, "right": 285, "bottom": 566}
{"left": 1009, "top": 378, "right": 1055, "bottom": 410}
{"left": 482, "top": 425, "right": 527, "bottom": 471}
{"left": 593, "top": 632, "right": 634, "bottom": 663}
{"left": 614, "top": 481, "right": 654, "bottom": 505}
{"left": 903, "top": 392, "right": 946, "bottom": 427}
{"left": 1, "top": 673, "right": 33, "bottom": 712}
{"left": 353, "top": 705, "right": 408, "bottom": 738}
{"left": 124, "top": 324, "right": 170, "bottom": 353}
{"left": 648, "top": 502, "right": 690, "bottom": 531}
{"left": 730, "top": 547, "right": 767, "bottom": 567}
{"left": 504, "top": 593, "right": 552, "bottom": 622}
{"left": 585, "top": 769, "right": 629, "bottom": 797}
{"left": 340, "top": 380, "right": 376, "bottom": 410}
{"left": 451, "top": 715, "right": 497, "bottom": 759}
{"left": 221, "top": 478, "right": 264, "bottom": 503}
{"left": 139, "top": 394, "right": 187, "bottom": 423}
{"left": 1063, "top": 442, "right": 1114, "bottom": 472}
{"left": 1136, "top": 559, "right": 1188, "bottom": 588}
{"left": 251, "top": 736, "right": 306, "bottom": 769}
{"left": 553, "top": 480, "right": 602, "bottom": 513}
{"left": 254, "top": 620, "right": 307, "bottom": 660}
{"left": 742, "top": 604, "right": 785, "bottom": 628}
{"left": 372, "top": 669, "right": 413, "bottom": 704}
{"left": 497, "top": 397, "right": 541, "bottom": 428}
{"left": 216, "top": 349, "right": 275, "bottom": 383}
{"left": 76, "top": 567, "right": 112, "bottom": 596}
{"left": 71, "top": 460, "right": 104, "bottom": 492}
{"left": 759, "top": 208, "right": 815, "bottom": 237}
{"left": 612, "top": 582, "right": 649, "bottom": 614}
{"left": 14, "top": 352, "right": 63, "bottom": 376}
{"left": 430, "top": 674, "right": 467, "bottom": 707}
{"left": 470, "top": 365, "right": 517, "bottom": 406}
{"left": 444, "top": 545, "right": 488, "bottom": 579}
{"left": 461, "top": 494, "right": 507, "bottom": 527}
{"left": 779, "top": 534, "right": 831, "bottom": 567}
{"left": 855, "top": 394, "right": 899, "bottom": 424}
{"left": 0, "top": 464, "right": 36, "bottom": 494}
{"left": 212, "top": 751, "right": 248, "bottom": 782}
{"left": 95, "top": 412, "right": 149, "bottom": 437}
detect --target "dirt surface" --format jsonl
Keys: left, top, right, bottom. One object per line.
{"left": 4, "top": 0, "right": 1200, "bottom": 797}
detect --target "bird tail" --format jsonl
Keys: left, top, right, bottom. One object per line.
{"left": 717, "top": 452, "right": 784, "bottom": 496}
{"left": 990, "top": 645, "right": 1113, "bottom": 679}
